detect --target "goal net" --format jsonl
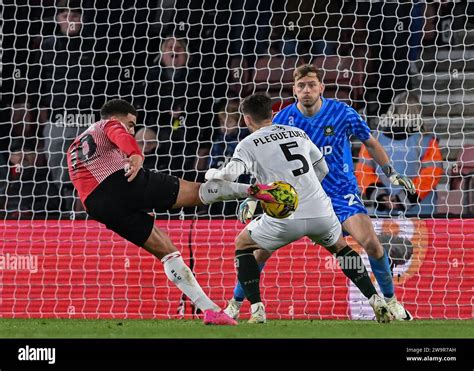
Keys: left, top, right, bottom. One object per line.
{"left": 1, "top": 0, "right": 473, "bottom": 320}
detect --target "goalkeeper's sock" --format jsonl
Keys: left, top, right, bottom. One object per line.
{"left": 368, "top": 250, "right": 394, "bottom": 298}
{"left": 199, "top": 179, "right": 249, "bottom": 204}
{"left": 161, "top": 252, "right": 219, "bottom": 312}
{"left": 233, "top": 263, "right": 266, "bottom": 302}
{"left": 336, "top": 246, "right": 378, "bottom": 299}
{"left": 235, "top": 249, "right": 262, "bottom": 304}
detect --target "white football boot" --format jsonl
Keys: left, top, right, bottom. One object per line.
{"left": 224, "top": 298, "right": 243, "bottom": 320}
{"left": 369, "top": 294, "right": 393, "bottom": 323}
{"left": 248, "top": 302, "right": 266, "bottom": 324}
{"left": 386, "top": 297, "right": 413, "bottom": 321}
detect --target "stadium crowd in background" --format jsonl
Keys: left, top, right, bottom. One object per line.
{"left": 134, "top": 36, "right": 214, "bottom": 182}
{"left": 1, "top": 0, "right": 473, "bottom": 219}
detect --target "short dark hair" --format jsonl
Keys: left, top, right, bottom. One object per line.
{"left": 240, "top": 93, "right": 273, "bottom": 123}
{"left": 57, "top": 0, "right": 82, "bottom": 15}
{"left": 293, "top": 64, "right": 323, "bottom": 82}
{"left": 100, "top": 99, "right": 137, "bottom": 119}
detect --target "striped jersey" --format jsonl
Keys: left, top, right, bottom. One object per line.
{"left": 67, "top": 119, "right": 143, "bottom": 203}
{"left": 232, "top": 125, "right": 334, "bottom": 219}
{"left": 273, "top": 98, "right": 371, "bottom": 197}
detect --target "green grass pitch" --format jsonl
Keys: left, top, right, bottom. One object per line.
{"left": 1, "top": 319, "right": 473, "bottom": 338}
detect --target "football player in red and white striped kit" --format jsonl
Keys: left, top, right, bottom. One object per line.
{"left": 67, "top": 99, "right": 276, "bottom": 325}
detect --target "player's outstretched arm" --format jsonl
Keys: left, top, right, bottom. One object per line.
{"left": 363, "top": 135, "right": 416, "bottom": 195}
{"left": 104, "top": 120, "right": 144, "bottom": 182}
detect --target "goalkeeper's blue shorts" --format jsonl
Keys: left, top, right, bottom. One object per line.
{"left": 329, "top": 192, "right": 368, "bottom": 228}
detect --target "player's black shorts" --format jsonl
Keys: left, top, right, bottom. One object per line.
{"left": 84, "top": 169, "right": 180, "bottom": 247}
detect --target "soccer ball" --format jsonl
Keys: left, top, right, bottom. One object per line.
{"left": 260, "top": 181, "right": 299, "bottom": 219}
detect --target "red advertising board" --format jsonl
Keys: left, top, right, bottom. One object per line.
{"left": 1, "top": 219, "right": 473, "bottom": 319}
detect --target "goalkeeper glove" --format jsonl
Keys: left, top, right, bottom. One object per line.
{"left": 238, "top": 198, "right": 257, "bottom": 224}
{"left": 382, "top": 164, "right": 416, "bottom": 195}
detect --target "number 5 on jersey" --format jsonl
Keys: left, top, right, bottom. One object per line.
{"left": 279, "top": 141, "right": 310, "bottom": 177}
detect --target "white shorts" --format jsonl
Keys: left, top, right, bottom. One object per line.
{"left": 246, "top": 212, "right": 342, "bottom": 252}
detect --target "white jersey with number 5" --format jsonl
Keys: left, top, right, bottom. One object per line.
{"left": 232, "top": 125, "right": 333, "bottom": 219}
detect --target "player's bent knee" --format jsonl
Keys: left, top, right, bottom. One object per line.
{"left": 235, "top": 233, "right": 246, "bottom": 250}
{"left": 235, "top": 229, "right": 256, "bottom": 251}
{"left": 362, "top": 234, "right": 384, "bottom": 258}
{"left": 173, "top": 180, "right": 202, "bottom": 208}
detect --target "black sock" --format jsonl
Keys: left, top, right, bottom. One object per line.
{"left": 336, "top": 245, "right": 377, "bottom": 299}
{"left": 235, "top": 248, "right": 261, "bottom": 304}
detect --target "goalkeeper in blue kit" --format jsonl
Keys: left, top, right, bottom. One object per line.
{"left": 226, "top": 64, "right": 415, "bottom": 322}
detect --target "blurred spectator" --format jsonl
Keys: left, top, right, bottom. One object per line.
{"left": 356, "top": 92, "right": 443, "bottom": 217}
{"left": 150, "top": 0, "right": 177, "bottom": 37}
{"left": 172, "top": 0, "right": 231, "bottom": 99}
{"left": 208, "top": 99, "right": 251, "bottom": 217}
{"left": 338, "top": 2, "right": 369, "bottom": 59}
{"left": 425, "top": 1, "right": 471, "bottom": 48}
{"left": 135, "top": 36, "right": 214, "bottom": 181}
{"left": 363, "top": 1, "right": 415, "bottom": 116}
{"left": 271, "top": 0, "right": 342, "bottom": 59}
{"left": 93, "top": 0, "right": 154, "bottom": 101}
{"left": 408, "top": 0, "right": 426, "bottom": 65}
{"left": 28, "top": 0, "right": 106, "bottom": 212}
{"left": 10, "top": 102, "right": 38, "bottom": 152}
{"left": 209, "top": 99, "right": 249, "bottom": 169}
{"left": 229, "top": 0, "right": 272, "bottom": 58}
{"left": 135, "top": 127, "right": 160, "bottom": 170}
{"left": 4, "top": 143, "right": 58, "bottom": 219}
{"left": 0, "top": 103, "right": 58, "bottom": 219}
